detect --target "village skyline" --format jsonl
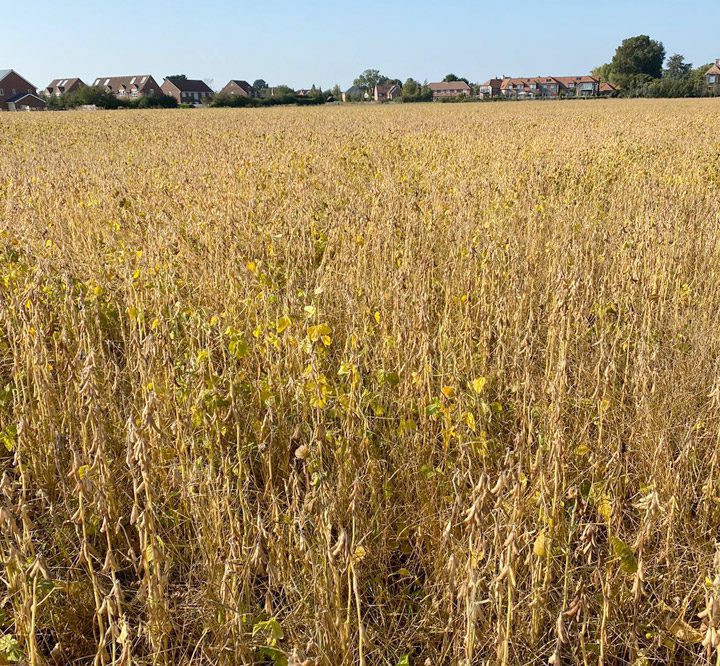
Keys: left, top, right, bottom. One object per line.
{"left": 5, "top": 0, "right": 719, "bottom": 93}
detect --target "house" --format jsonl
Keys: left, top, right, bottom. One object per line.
{"left": 45, "top": 78, "right": 86, "bottom": 97}
{"left": 342, "top": 85, "right": 369, "bottom": 102}
{"left": 554, "top": 76, "right": 600, "bottom": 97}
{"left": 598, "top": 82, "right": 617, "bottom": 97}
{"left": 374, "top": 83, "right": 402, "bottom": 102}
{"left": 162, "top": 78, "right": 214, "bottom": 105}
{"left": 427, "top": 81, "right": 471, "bottom": 100}
{"left": 219, "top": 80, "right": 255, "bottom": 98}
{"left": 0, "top": 69, "right": 47, "bottom": 111}
{"left": 706, "top": 60, "right": 720, "bottom": 91}
{"left": 92, "top": 75, "right": 161, "bottom": 99}
{"left": 500, "top": 75, "right": 600, "bottom": 99}
{"left": 479, "top": 78, "right": 502, "bottom": 98}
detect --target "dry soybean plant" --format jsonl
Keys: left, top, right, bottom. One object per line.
{"left": 1, "top": 100, "right": 720, "bottom": 665}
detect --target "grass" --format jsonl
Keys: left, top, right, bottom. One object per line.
{"left": 1, "top": 99, "right": 720, "bottom": 665}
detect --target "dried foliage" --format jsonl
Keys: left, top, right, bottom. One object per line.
{"left": 2, "top": 101, "right": 720, "bottom": 664}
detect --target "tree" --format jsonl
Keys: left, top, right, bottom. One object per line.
{"left": 664, "top": 53, "right": 692, "bottom": 79}
{"left": 443, "top": 73, "right": 469, "bottom": 84}
{"left": 353, "top": 69, "right": 387, "bottom": 92}
{"left": 610, "top": 35, "right": 665, "bottom": 87}
{"left": 253, "top": 79, "right": 268, "bottom": 93}
{"left": 331, "top": 84, "right": 342, "bottom": 99}
{"left": 166, "top": 74, "right": 187, "bottom": 81}
{"left": 591, "top": 63, "right": 613, "bottom": 82}
{"left": 402, "top": 78, "right": 420, "bottom": 98}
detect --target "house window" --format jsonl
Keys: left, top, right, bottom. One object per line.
{"left": 0, "top": 89, "right": 3, "bottom": 96}
{"left": 710, "top": 75, "right": 718, "bottom": 84}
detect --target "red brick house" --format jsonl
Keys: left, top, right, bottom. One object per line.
{"left": 428, "top": 81, "right": 471, "bottom": 100}
{"left": 0, "top": 70, "right": 46, "bottom": 111}
{"left": 45, "top": 78, "right": 86, "bottom": 97}
{"left": 707, "top": 60, "right": 720, "bottom": 91}
{"left": 374, "top": 83, "right": 402, "bottom": 101}
{"left": 219, "top": 80, "right": 255, "bottom": 98}
{"left": 161, "top": 78, "right": 214, "bottom": 105}
{"left": 92, "top": 75, "right": 161, "bottom": 99}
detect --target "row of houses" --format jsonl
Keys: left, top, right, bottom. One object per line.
{"left": 0, "top": 70, "right": 259, "bottom": 111}
{"left": 3, "top": 61, "right": 720, "bottom": 111}
{"left": 478, "top": 76, "right": 616, "bottom": 99}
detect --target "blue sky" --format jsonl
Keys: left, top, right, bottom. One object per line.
{"left": 5, "top": 0, "right": 718, "bottom": 90}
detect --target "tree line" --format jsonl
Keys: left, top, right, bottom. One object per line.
{"left": 592, "top": 35, "right": 716, "bottom": 97}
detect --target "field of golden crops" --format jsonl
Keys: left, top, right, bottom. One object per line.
{"left": 1, "top": 100, "right": 720, "bottom": 665}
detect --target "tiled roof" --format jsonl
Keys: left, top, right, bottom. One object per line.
{"left": 428, "top": 81, "right": 471, "bottom": 91}
{"left": 164, "top": 78, "right": 213, "bottom": 93}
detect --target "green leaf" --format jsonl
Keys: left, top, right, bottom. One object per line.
{"left": 0, "top": 635, "right": 24, "bottom": 663}
{"left": 256, "top": 646, "right": 288, "bottom": 666}
{"left": 611, "top": 537, "right": 638, "bottom": 574}
{"left": 397, "top": 655, "right": 411, "bottom": 666}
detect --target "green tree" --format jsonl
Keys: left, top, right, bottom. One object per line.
{"left": 253, "top": 79, "right": 268, "bottom": 93}
{"left": 353, "top": 69, "right": 387, "bottom": 93}
{"left": 402, "top": 78, "right": 420, "bottom": 98}
{"left": 166, "top": 74, "right": 187, "bottom": 81}
{"left": 591, "top": 63, "right": 613, "bottom": 82}
{"left": 610, "top": 35, "right": 665, "bottom": 87}
{"left": 443, "top": 73, "right": 469, "bottom": 84}
{"left": 664, "top": 53, "right": 692, "bottom": 79}
{"left": 331, "top": 84, "right": 342, "bottom": 99}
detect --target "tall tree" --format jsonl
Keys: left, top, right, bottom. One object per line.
{"left": 252, "top": 79, "right": 268, "bottom": 93}
{"left": 610, "top": 35, "right": 665, "bottom": 86}
{"left": 353, "top": 69, "right": 388, "bottom": 92}
{"left": 443, "top": 73, "right": 469, "bottom": 84}
{"left": 664, "top": 53, "right": 692, "bottom": 79}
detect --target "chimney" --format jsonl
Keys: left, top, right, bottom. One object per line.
{"left": 716, "top": 58, "right": 720, "bottom": 66}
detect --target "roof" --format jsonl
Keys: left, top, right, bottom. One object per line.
{"left": 599, "top": 82, "right": 617, "bottom": 92}
{"left": 480, "top": 79, "right": 502, "bottom": 87}
{"left": 0, "top": 69, "right": 37, "bottom": 90}
{"left": 707, "top": 62, "right": 720, "bottom": 76}
{"left": 6, "top": 93, "right": 47, "bottom": 105}
{"left": 375, "top": 83, "right": 401, "bottom": 94}
{"left": 227, "top": 80, "right": 253, "bottom": 93}
{"left": 428, "top": 81, "right": 471, "bottom": 91}
{"left": 554, "top": 76, "right": 599, "bottom": 85}
{"left": 92, "top": 75, "right": 156, "bottom": 90}
{"left": 500, "top": 76, "right": 597, "bottom": 90}
{"left": 164, "top": 78, "right": 213, "bottom": 93}
{"left": 46, "top": 78, "right": 84, "bottom": 91}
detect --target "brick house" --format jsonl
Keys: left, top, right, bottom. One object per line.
{"left": 427, "top": 81, "right": 471, "bottom": 100}
{"left": 706, "top": 60, "right": 720, "bottom": 91}
{"left": 479, "top": 78, "right": 502, "bottom": 98}
{"left": 45, "top": 78, "right": 86, "bottom": 97}
{"left": 0, "top": 69, "right": 47, "bottom": 111}
{"left": 500, "top": 75, "right": 600, "bottom": 98}
{"left": 92, "top": 75, "right": 161, "bottom": 100}
{"left": 161, "top": 78, "right": 214, "bottom": 105}
{"left": 374, "top": 83, "right": 402, "bottom": 102}
{"left": 219, "top": 80, "right": 255, "bottom": 98}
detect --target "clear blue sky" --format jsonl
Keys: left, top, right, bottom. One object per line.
{"left": 5, "top": 0, "right": 718, "bottom": 90}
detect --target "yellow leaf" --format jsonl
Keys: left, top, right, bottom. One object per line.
{"left": 471, "top": 377, "right": 487, "bottom": 394}
{"left": 465, "top": 411, "right": 476, "bottom": 432}
{"left": 276, "top": 315, "right": 292, "bottom": 333}
{"left": 441, "top": 386, "right": 456, "bottom": 399}
{"left": 533, "top": 531, "right": 548, "bottom": 557}
{"left": 374, "top": 311, "right": 381, "bottom": 324}
{"left": 303, "top": 305, "right": 316, "bottom": 317}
